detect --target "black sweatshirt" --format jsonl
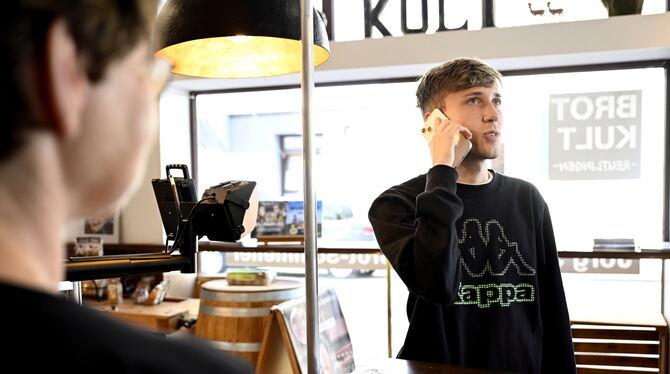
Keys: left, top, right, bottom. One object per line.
{"left": 368, "top": 165, "right": 576, "bottom": 374}
{"left": 0, "top": 282, "right": 253, "bottom": 373}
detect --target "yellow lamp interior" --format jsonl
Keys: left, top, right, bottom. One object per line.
{"left": 156, "top": 36, "right": 330, "bottom": 78}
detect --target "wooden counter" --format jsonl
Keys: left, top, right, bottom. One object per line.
{"left": 86, "top": 297, "right": 199, "bottom": 334}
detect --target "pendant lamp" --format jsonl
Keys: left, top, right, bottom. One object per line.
{"left": 155, "top": 1, "right": 328, "bottom": 373}
{"left": 154, "top": 0, "right": 330, "bottom": 78}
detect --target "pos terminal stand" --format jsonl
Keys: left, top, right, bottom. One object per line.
{"left": 65, "top": 164, "right": 258, "bottom": 282}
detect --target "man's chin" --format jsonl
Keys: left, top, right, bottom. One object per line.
{"left": 468, "top": 149, "right": 499, "bottom": 161}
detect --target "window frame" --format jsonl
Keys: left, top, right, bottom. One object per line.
{"left": 278, "top": 133, "right": 323, "bottom": 196}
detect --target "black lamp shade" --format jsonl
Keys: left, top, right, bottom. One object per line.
{"left": 154, "top": 0, "right": 331, "bottom": 78}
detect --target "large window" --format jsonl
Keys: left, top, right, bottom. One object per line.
{"left": 195, "top": 82, "right": 427, "bottom": 244}
{"left": 194, "top": 65, "right": 667, "bottom": 250}
{"left": 504, "top": 67, "right": 667, "bottom": 250}
{"left": 191, "top": 63, "right": 667, "bottom": 358}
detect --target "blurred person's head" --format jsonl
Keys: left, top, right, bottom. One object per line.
{"left": 1, "top": 0, "right": 162, "bottom": 218}
{"left": 0, "top": 0, "right": 164, "bottom": 291}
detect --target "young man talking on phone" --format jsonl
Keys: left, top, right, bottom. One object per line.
{"left": 369, "top": 58, "right": 576, "bottom": 374}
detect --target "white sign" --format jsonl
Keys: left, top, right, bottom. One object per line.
{"left": 559, "top": 258, "right": 640, "bottom": 274}
{"left": 225, "top": 252, "right": 387, "bottom": 270}
{"left": 549, "top": 90, "right": 642, "bottom": 180}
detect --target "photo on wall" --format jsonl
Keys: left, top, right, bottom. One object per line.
{"left": 75, "top": 213, "right": 120, "bottom": 244}
{"left": 254, "top": 201, "right": 287, "bottom": 236}
{"left": 253, "top": 201, "right": 323, "bottom": 238}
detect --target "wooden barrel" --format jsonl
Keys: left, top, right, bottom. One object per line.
{"left": 195, "top": 279, "right": 302, "bottom": 366}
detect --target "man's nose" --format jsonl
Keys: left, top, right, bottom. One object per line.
{"left": 483, "top": 102, "right": 500, "bottom": 123}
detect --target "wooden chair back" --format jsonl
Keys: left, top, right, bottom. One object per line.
{"left": 571, "top": 315, "right": 668, "bottom": 374}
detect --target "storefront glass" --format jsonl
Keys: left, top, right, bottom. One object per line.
{"left": 193, "top": 65, "right": 666, "bottom": 358}
{"left": 195, "top": 66, "right": 666, "bottom": 251}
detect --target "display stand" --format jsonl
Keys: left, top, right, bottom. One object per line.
{"left": 256, "top": 309, "right": 302, "bottom": 374}
{"left": 256, "top": 289, "right": 355, "bottom": 374}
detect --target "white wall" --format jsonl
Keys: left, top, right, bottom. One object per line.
{"left": 119, "top": 136, "right": 163, "bottom": 244}
{"left": 319, "top": 12, "right": 670, "bottom": 72}
{"left": 169, "top": 13, "right": 670, "bottom": 92}
{"left": 118, "top": 85, "right": 192, "bottom": 244}
{"left": 159, "top": 86, "right": 192, "bottom": 177}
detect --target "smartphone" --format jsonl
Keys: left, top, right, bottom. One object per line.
{"left": 421, "top": 108, "right": 472, "bottom": 168}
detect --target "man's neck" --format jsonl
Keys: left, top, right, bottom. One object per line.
{"left": 455, "top": 159, "right": 491, "bottom": 185}
{"left": 0, "top": 135, "right": 68, "bottom": 294}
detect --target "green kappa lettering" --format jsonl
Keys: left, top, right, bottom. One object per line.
{"left": 455, "top": 283, "right": 535, "bottom": 308}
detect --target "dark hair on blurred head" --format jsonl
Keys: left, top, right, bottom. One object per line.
{"left": 0, "top": 0, "right": 156, "bottom": 161}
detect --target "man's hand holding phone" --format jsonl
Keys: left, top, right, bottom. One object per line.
{"left": 422, "top": 108, "right": 473, "bottom": 168}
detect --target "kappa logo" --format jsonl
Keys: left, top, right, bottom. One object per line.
{"left": 458, "top": 218, "right": 536, "bottom": 278}
{"left": 455, "top": 282, "right": 535, "bottom": 308}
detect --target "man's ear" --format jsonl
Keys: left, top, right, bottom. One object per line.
{"left": 424, "top": 111, "right": 432, "bottom": 121}
{"left": 42, "top": 20, "right": 87, "bottom": 138}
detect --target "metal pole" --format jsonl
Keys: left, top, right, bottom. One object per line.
{"left": 300, "top": 1, "right": 320, "bottom": 373}
{"left": 72, "top": 281, "right": 82, "bottom": 305}
{"left": 662, "top": 259, "right": 666, "bottom": 316}
{"left": 189, "top": 93, "right": 199, "bottom": 192}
